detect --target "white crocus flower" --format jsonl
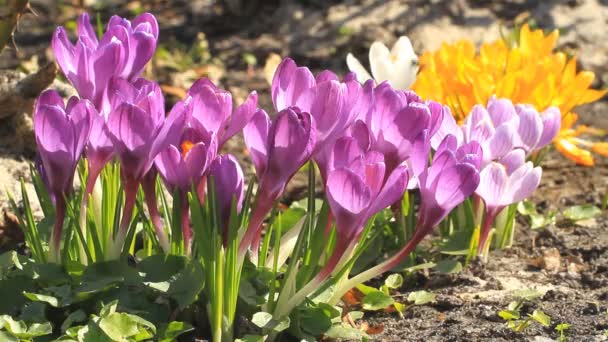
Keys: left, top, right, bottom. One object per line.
{"left": 346, "top": 36, "right": 418, "bottom": 89}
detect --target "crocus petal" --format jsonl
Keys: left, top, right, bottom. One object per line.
{"left": 77, "top": 13, "right": 99, "bottom": 47}
{"left": 475, "top": 162, "right": 508, "bottom": 210}
{"left": 435, "top": 163, "right": 480, "bottom": 209}
{"left": 155, "top": 145, "right": 184, "bottom": 190}
{"left": 369, "top": 41, "right": 392, "bottom": 84}
{"left": 515, "top": 105, "right": 543, "bottom": 151}
{"left": 391, "top": 36, "right": 418, "bottom": 89}
{"left": 220, "top": 91, "right": 258, "bottom": 146}
{"left": 536, "top": 107, "right": 561, "bottom": 149}
{"left": 507, "top": 163, "right": 542, "bottom": 204}
{"left": 209, "top": 154, "right": 245, "bottom": 217}
{"left": 190, "top": 83, "right": 233, "bottom": 136}
{"left": 266, "top": 108, "right": 316, "bottom": 186}
{"left": 243, "top": 109, "right": 270, "bottom": 176}
{"left": 487, "top": 122, "right": 517, "bottom": 161}
{"left": 271, "top": 58, "right": 315, "bottom": 111}
{"left": 464, "top": 105, "right": 495, "bottom": 144}
{"left": 430, "top": 109, "right": 463, "bottom": 149}
{"left": 108, "top": 102, "right": 153, "bottom": 152}
{"left": 368, "top": 163, "right": 409, "bottom": 214}
{"left": 326, "top": 168, "right": 372, "bottom": 237}
{"left": 52, "top": 27, "right": 76, "bottom": 76}
{"left": 328, "top": 136, "right": 365, "bottom": 172}
{"left": 346, "top": 53, "right": 373, "bottom": 83}
{"left": 499, "top": 149, "right": 526, "bottom": 174}
{"left": 487, "top": 97, "right": 517, "bottom": 127}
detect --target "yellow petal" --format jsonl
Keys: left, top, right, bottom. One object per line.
{"left": 554, "top": 137, "right": 594, "bottom": 166}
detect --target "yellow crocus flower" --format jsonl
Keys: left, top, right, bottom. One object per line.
{"left": 413, "top": 24, "right": 607, "bottom": 166}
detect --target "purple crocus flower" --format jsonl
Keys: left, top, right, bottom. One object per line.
{"left": 359, "top": 82, "right": 445, "bottom": 188}
{"left": 188, "top": 78, "right": 258, "bottom": 147}
{"left": 431, "top": 96, "right": 561, "bottom": 164}
{"left": 52, "top": 12, "right": 159, "bottom": 108}
{"left": 105, "top": 77, "right": 187, "bottom": 256}
{"left": 239, "top": 107, "right": 317, "bottom": 257}
{"left": 271, "top": 58, "right": 373, "bottom": 178}
{"left": 107, "top": 78, "right": 185, "bottom": 182}
{"left": 321, "top": 134, "right": 409, "bottom": 278}
{"left": 34, "top": 90, "right": 93, "bottom": 262}
{"left": 208, "top": 154, "right": 245, "bottom": 244}
{"left": 322, "top": 135, "right": 482, "bottom": 306}
{"left": 475, "top": 149, "right": 542, "bottom": 253}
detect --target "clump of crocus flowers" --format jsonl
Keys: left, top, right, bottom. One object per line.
{"left": 412, "top": 24, "right": 608, "bottom": 166}
{"left": 24, "top": 11, "right": 589, "bottom": 341}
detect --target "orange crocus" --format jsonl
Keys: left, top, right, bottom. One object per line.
{"left": 413, "top": 24, "right": 607, "bottom": 166}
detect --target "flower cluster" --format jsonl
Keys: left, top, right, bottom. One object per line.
{"left": 412, "top": 24, "right": 608, "bottom": 166}
{"left": 25, "top": 12, "right": 570, "bottom": 341}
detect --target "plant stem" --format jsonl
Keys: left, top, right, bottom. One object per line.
{"left": 109, "top": 179, "right": 139, "bottom": 260}
{"left": 48, "top": 193, "right": 66, "bottom": 264}
{"left": 478, "top": 210, "right": 498, "bottom": 255}
{"left": 180, "top": 192, "right": 191, "bottom": 257}
{"left": 329, "top": 229, "right": 427, "bottom": 305}
{"left": 238, "top": 191, "right": 273, "bottom": 261}
{"left": 142, "top": 176, "right": 170, "bottom": 253}
{"left": 273, "top": 239, "right": 348, "bottom": 319}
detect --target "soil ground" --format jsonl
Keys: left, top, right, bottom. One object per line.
{"left": 1, "top": 0, "right": 607, "bottom": 341}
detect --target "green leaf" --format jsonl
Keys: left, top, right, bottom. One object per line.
{"left": 498, "top": 310, "right": 520, "bottom": 321}
{"left": 300, "top": 307, "right": 333, "bottom": 336}
{"left": 167, "top": 260, "right": 205, "bottom": 309}
{"left": 517, "top": 201, "right": 556, "bottom": 229}
{"left": 361, "top": 290, "right": 394, "bottom": 311}
{"left": 0, "top": 315, "right": 52, "bottom": 339}
{"left": 439, "top": 230, "right": 474, "bottom": 255}
{"left": 23, "top": 292, "right": 59, "bottom": 307}
{"left": 435, "top": 259, "right": 463, "bottom": 274}
{"left": 514, "top": 288, "right": 542, "bottom": 301}
{"left": 251, "top": 312, "right": 290, "bottom": 333}
{"left": 98, "top": 312, "right": 155, "bottom": 341}
{"left": 529, "top": 310, "right": 551, "bottom": 327}
{"left": 157, "top": 321, "right": 194, "bottom": 342}
{"left": 0, "top": 331, "right": 18, "bottom": 342}
{"left": 324, "top": 325, "right": 369, "bottom": 340}
{"left": 563, "top": 204, "right": 601, "bottom": 221}
{"left": 407, "top": 290, "right": 436, "bottom": 305}
{"left": 61, "top": 310, "right": 87, "bottom": 332}
{"left": 555, "top": 323, "right": 571, "bottom": 332}
{"left": 384, "top": 274, "right": 403, "bottom": 289}
{"left": 100, "top": 300, "right": 118, "bottom": 317}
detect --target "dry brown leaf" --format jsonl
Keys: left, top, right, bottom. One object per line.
{"left": 530, "top": 247, "right": 561, "bottom": 273}
{"left": 263, "top": 53, "right": 282, "bottom": 85}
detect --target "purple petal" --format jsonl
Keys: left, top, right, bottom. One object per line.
{"left": 487, "top": 97, "right": 516, "bottom": 127}
{"left": 190, "top": 84, "right": 233, "bottom": 136}
{"left": 464, "top": 105, "right": 495, "bottom": 144}
{"left": 536, "top": 107, "right": 561, "bottom": 150}
{"left": 220, "top": 91, "right": 258, "bottom": 146}
{"left": 475, "top": 162, "right": 508, "bottom": 211}
{"left": 368, "top": 163, "right": 408, "bottom": 214}
{"left": 107, "top": 102, "right": 153, "bottom": 152}
{"left": 435, "top": 163, "right": 480, "bottom": 210}
{"left": 430, "top": 110, "right": 463, "bottom": 149}
{"left": 209, "top": 154, "right": 245, "bottom": 216}
{"left": 507, "top": 163, "right": 542, "bottom": 203}
{"left": 243, "top": 109, "right": 270, "bottom": 177}
{"left": 515, "top": 105, "right": 543, "bottom": 151}
{"left": 328, "top": 136, "right": 365, "bottom": 172}
{"left": 326, "top": 168, "right": 372, "bottom": 236}
{"left": 155, "top": 145, "right": 184, "bottom": 190}
{"left": 266, "top": 108, "right": 316, "bottom": 185}
{"left": 499, "top": 149, "right": 525, "bottom": 174}
{"left": 132, "top": 12, "right": 160, "bottom": 39}
{"left": 487, "top": 121, "right": 517, "bottom": 161}
{"left": 271, "top": 58, "right": 315, "bottom": 111}
{"left": 52, "top": 27, "right": 76, "bottom": 76}
{"left": 77, "top": 13, "right": 99, "bottom": 47}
